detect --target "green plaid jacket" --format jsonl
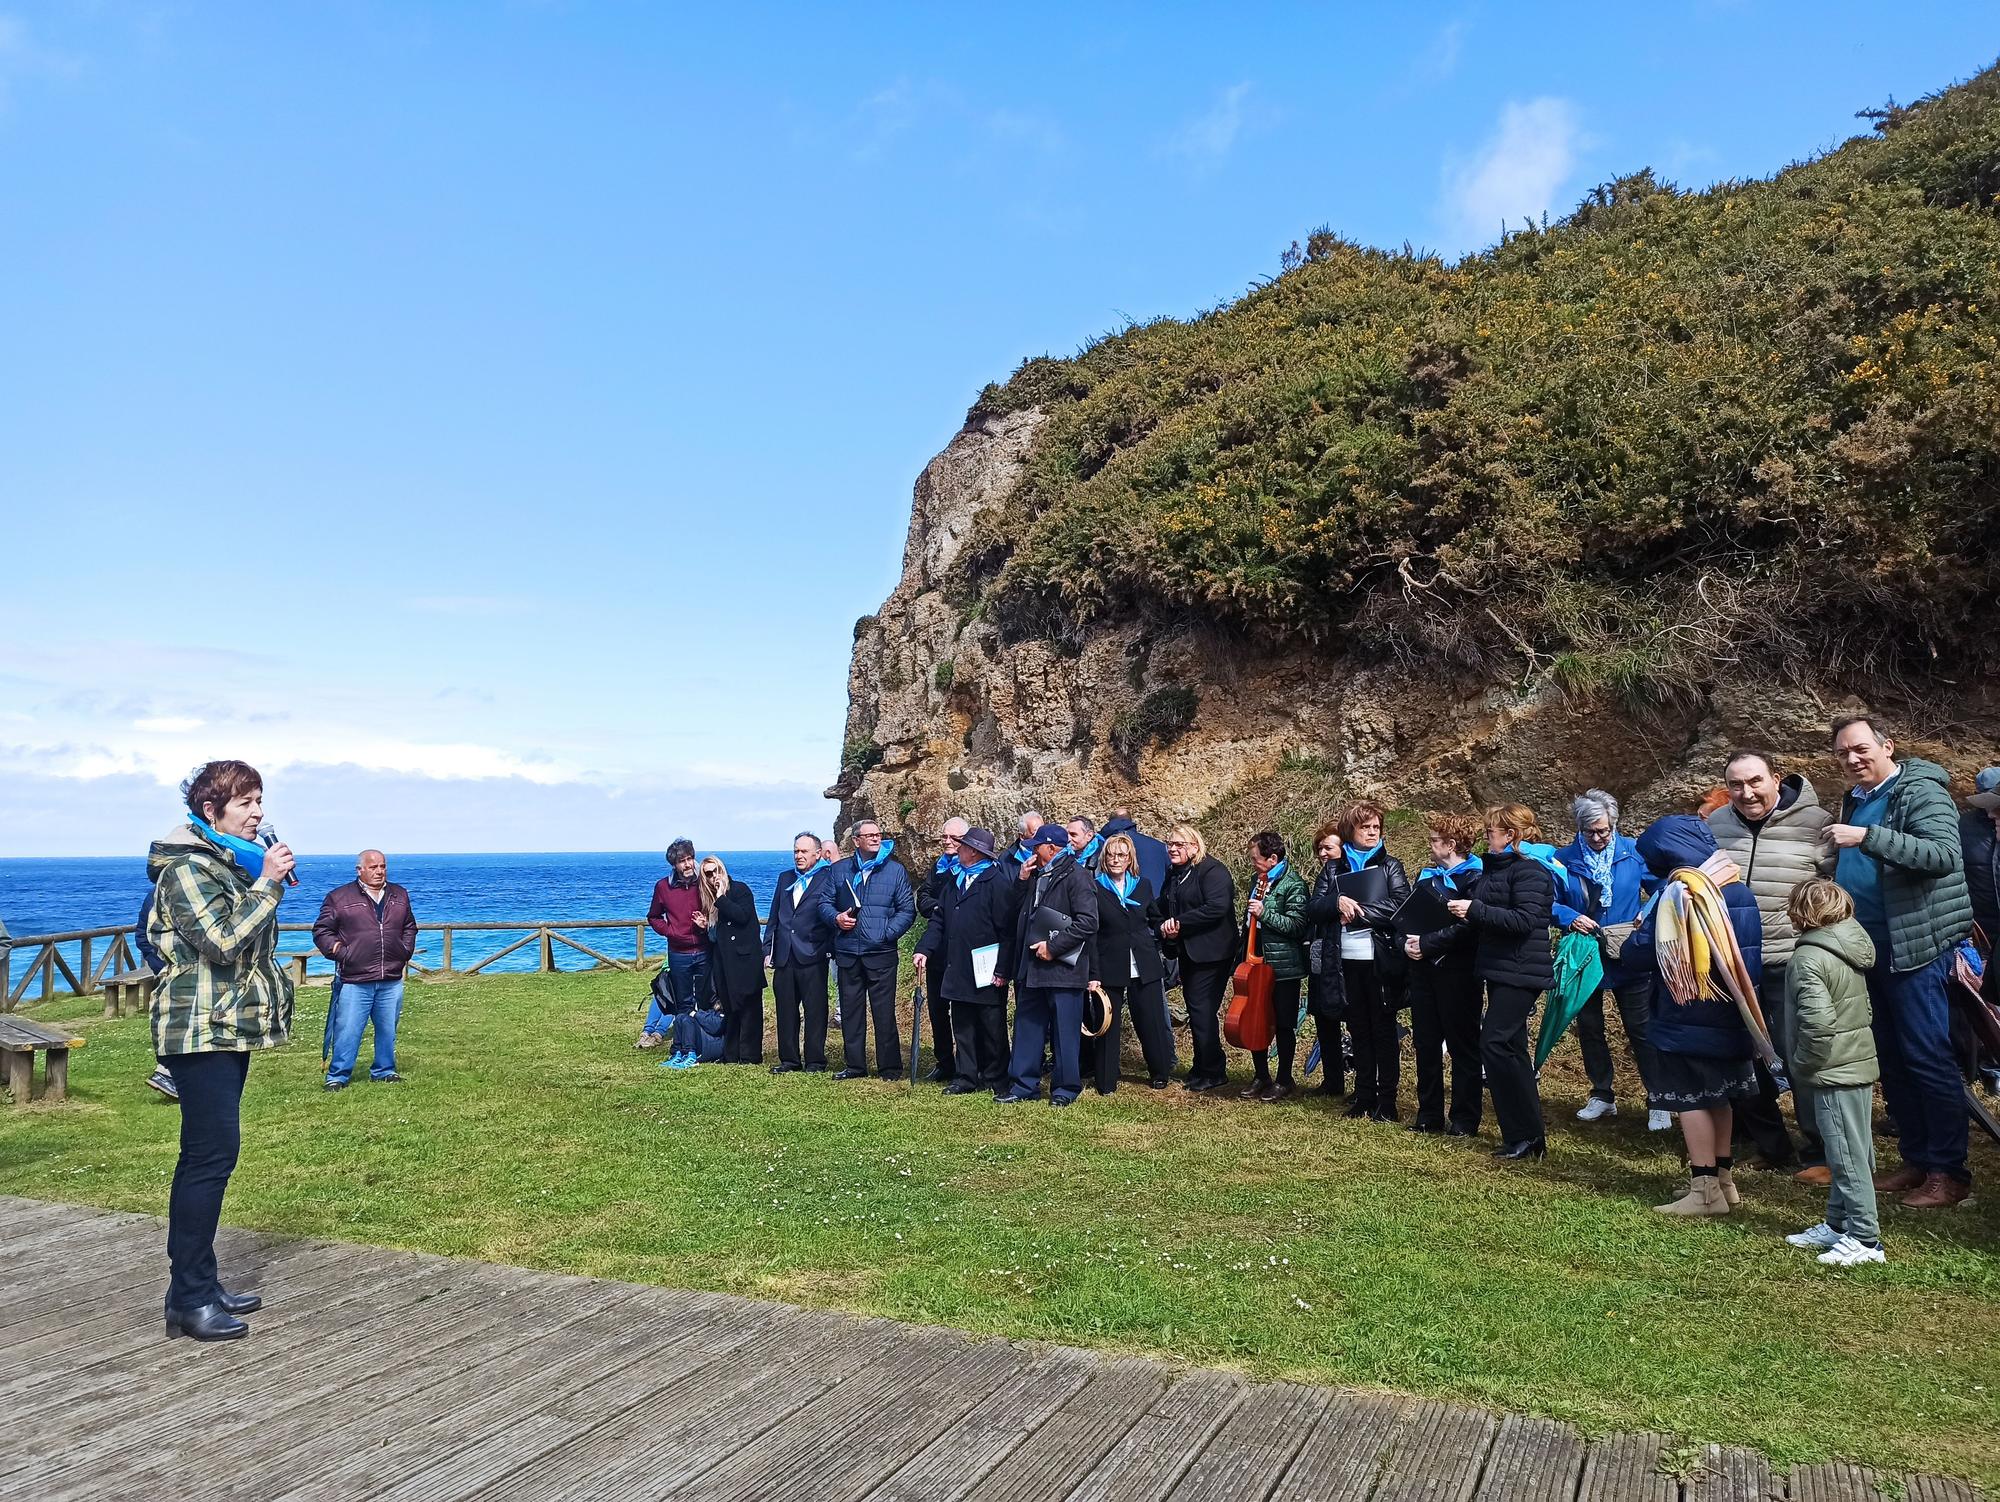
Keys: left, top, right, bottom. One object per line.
{"left": 146, "top": 824, "right": 295, "bottom": 1055}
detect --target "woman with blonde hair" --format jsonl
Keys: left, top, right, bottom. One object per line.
{"left": 700, "top": 855, "right": 768, "bottom": 1064}
{"left": 1158, "top": 823, "right": 1236, "bottom": 1091}
{"left": 1446, "top": 802, "right": 1559, "bottom": 1160}
{"left": 1085, "top": 832, "right": 1177, "bottom": 1091}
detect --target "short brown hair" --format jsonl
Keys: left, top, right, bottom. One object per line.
{"left": 1831, "top": 713, "right": 1890, "bottom": 746}
{"left": 1425, "top": 812, "right": 1482, "bottom": 858}
{"left": 1483, "top": 802, "right": 1543, "bottom": 846}
{"left": 1723, "top": 748, "right": 1775, "bottom": 778}
{"left": 1787, "top": 878, "right": 1854, "bottom": 934}
{"left": 1337, "top": 801, "right": 1386, "bottom": 843}
{"left": 182, "top": 760, "right": 263, "bottom": 822}
{"left": 1312, "top": 816, "right": 1342, "bottom": 849}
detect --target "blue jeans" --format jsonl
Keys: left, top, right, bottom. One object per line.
{"left": 1868, "top": 950, "right": 1969, "bottom": 1181}
{"left": 327, "top": 979, "right": 404, "bottom": 1084}
{"left": 1006, "top": 987, "right": 1083, "bottom": 1101}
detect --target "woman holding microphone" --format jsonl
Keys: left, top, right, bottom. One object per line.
{"left": 146, "top": 760, "right": 296, "bottom": 1341}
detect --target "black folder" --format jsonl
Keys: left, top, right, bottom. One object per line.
{"left": 1394, "top": 883, "right": 1457, "bottom": 938}
{"left": 1334, "top": 866, "right": 1390, "bottom": 909}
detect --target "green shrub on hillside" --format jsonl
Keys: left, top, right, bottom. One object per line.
{"left": 966, "top": 66, "right": 2000, "bottom": 699}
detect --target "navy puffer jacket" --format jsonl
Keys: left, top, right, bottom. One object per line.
{"left": 1627, "top": 816, "right": 1763, "bottom": 1061}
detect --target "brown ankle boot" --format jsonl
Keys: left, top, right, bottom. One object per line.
{"left": 1654, "top": 1174, "right": 1729, "bottom": 1216}
{"left": 1900, "top": 1173, "right": 1969, "bottom": 1210}
{"left": 1715, "top": 1166, "right": 1741, "bottom": 1207}
{"left": 1873, "top": 1163, "right": 1925, "bottom": 1193}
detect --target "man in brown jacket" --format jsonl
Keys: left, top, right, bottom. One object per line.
{"left": 313, "top": 851, "right": 418, "bottom": 1089}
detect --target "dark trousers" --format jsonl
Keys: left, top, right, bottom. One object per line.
{"left": 953, "top": 997, "right": 1009, "bottom": 1089}
{"left": 1482, "top": 983, "right": 1546, "bottom": 1145}
{"left": 772, "top": 959, "right": 829, "bottom": 1070}
{"left": 719, "top": 981, "right": 765, "bottom": 1064}
{"left": 161, "top": 1050, "right": 248, "bottom": 1311}
{"left": 1411, "top": 961, "right": 1483, "bottom": 1130}
{"left": 1109, "top": 978, "right": 1178, "bottom": 1083}
{"left": 1181, "top": 959, "right": 1230, "bottom": 1083}
{"left": 1870, "top": 950, "right": 1970, "bottom": 1180}
{"left": 1342, "top": 959, "right": 1400, "bottom": 1114}
{"left": 837, "top": 952, "right": 902, "bottom": 1075}
{"left": 1576, "top": 978, "right": 1662, "bottom": 1102}
{"left": 926, "top": 985, "right": 954, "bottom": 1078}
{"left": 1307, "top": 969, "right": 1345, "bottom": 1092}
{"left": 1250, "top": 976, "right": 1302, "bottom": 1086}
{"left": 1008, "top": 987, "right": 1084, "bottom": 1100}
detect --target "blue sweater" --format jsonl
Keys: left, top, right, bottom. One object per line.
{"left": 1551, "top": 834, "right": 1650, "bottom": 984}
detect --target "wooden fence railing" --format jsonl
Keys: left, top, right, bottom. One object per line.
{"left": 2, "top": 917, "right": 768, "bottom": 1010}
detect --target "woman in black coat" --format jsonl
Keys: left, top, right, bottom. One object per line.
{"left": 1157, "top": 824, "right": 1237, "bottom": 1092}
{"left": 1316, "top": 802, "right": 1411, "bottom": 1122}
{"left": 1403, "top": 812, "right": 1486, "bottom": 1136}
{"left": 1086, "top": 833, "right": 1177, "bottom": 1092}
{"left": 700, "top": 856, "right": 767, "bottom": 1064}
{"left": 1446, "top": 804, "right": 1556, "bottom": 1159}
{"left": 1303, "top": 828, "right": 1350, "bottom": 1097}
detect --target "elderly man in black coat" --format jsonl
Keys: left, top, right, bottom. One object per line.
{"left": 915, "top": 826, "right": 1018, "bottom": 1096}
{"left": 998, "top": 827, "right": 1099, "bottom": 1106}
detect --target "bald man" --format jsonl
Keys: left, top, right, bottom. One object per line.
{"left": 313, "top": 850, "right": 419, "bottom": 1089}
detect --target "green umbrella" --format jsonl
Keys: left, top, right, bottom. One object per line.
{"left": 1535, "top": 931, "right": 1605, "bottom": 1071}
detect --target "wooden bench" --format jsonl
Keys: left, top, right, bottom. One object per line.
{"left": 0, "top": 1016, "right": 85, "bottom": 1103}
{"left": 101, "top": 968, "right": 157, "bottom": 1019}
{"left": 284, "top": 953, "right": 312, "bottom": 989}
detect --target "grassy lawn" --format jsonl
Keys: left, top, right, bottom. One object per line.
{"left": 4, "top": 968, "right": 1997, "bottom": 1487}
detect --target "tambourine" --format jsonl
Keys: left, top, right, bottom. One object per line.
{"left": 1083, "top": 983, "right": 1113, "bottom": 1039}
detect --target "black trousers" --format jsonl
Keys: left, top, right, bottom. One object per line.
{"left": 1342, "top": 959, "right": 1400, "bottom": 1114}
{"left": 1734, "top": 1062, "right": 1799, "bottom": 1164}
{"left": 1482, "top": 983, "right": 1546, "bottom": 1145}
{"left": 952, "top": 997, "right": 1009, "bottom": 1089}
{"left": 1306, "top": 969, "right": 1345, "bottom": 1092}
{"left": 1108, "top": 978, "right": 1178, "bottom": 1083}
{"left": 1251, "top": 975, "right": 1302, "bottom": 1085}
{"left": 772, "top": 959, "right": 829, "bottom": 1070}
{"left": 719, "top": 980, "right": 765, "bottom": 1064}
{"left": 1181, "top": 958, "right": 1231, "bottom": 1083}
{"left": 926, "top": 984, "right": 954, "bottom": 1078}
{"left": 161, "top": 1049, "right": 249, "bottom": 1311}
{"left": 837, "top": 952, "right": 902, "bottom": 1075}
{"left": 1410, "top": 961, "right": 1484, "bottom": 1130}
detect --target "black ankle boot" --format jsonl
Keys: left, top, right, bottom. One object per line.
{"left": 217, "top": 1288, "right": 262, "bottom": 1316}
{"left": 165, "top": 1302, "right": 250, "bottom": 1341}
{"left": 1492, "top": 1138, "right": 1547, "bottom": 1162}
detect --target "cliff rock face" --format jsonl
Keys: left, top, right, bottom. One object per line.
{"left": 832, "top": 415, "right": 2000, "bottom": 847}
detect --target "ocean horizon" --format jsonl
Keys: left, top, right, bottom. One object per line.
{"left": 1, "top": 850, "right": 798, "bottom": 981}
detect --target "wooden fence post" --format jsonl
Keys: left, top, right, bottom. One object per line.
{"left": 441, "top": 928, "right": 453, "bottom": 974}
{"left": 538, "top": 928, "right": 554, "bottom": 973}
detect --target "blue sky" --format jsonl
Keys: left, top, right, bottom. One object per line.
{"left": 2, "top": 3, "right": 1993, "bottom": 856}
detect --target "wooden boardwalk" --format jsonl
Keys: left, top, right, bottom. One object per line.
{"left": 0, "top": 1196, "right": 1981, "bottom": 1502}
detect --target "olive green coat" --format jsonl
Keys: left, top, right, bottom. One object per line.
{"left": 1785, "top": 918, "right": 1879, "bottom": 1089}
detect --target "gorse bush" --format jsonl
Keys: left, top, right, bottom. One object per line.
{"left": 966, "top": 65, "right": 2000, "bottom": 699}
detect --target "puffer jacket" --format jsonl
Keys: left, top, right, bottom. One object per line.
{"left": 313, "top": 881, "right": 418, "bottom": 983}
{"left": 1552, "top": 833, "right": 1650, "bottom": 984}
{"left": 1246, "top": 863, "right": 1310, "bottom": 981}
{"left": 1465, "top": 849, "right": 1555, "bottom": 991}
{"left": 1840, "top": 757, "right": 1973, "bottom": 973}
{"left": 1705, "top": 774, "right": 1834, "bottom": 968}
{"left": 1961, "top": 806, "right": 1999, "bottom": 941}
{"left": 1786, "top": 919, "right": 1879, "bottom": 1089}
{"left": 818, "top": 848, "right": 918, "bottom": 959}
{"left": 1628, "top": 816, "right": 1761, "bottom": 1061}
{"left": 145, "top": 823, "right": 294, "bottom": 1055}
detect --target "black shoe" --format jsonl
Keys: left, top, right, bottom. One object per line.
{"left": 1184, "top": 1076, "right": 1223, "bottom": 1093}
{"left": 1149, "top": 1077, "right": 1171, "bottom": 1090}
{"left": 995, "top": 1091, "right": 1036, "bottom": 1104}
{"left": 1314, "top": 1080, "right": 1346, "bottom": 1097}
{"left": 1445, "top": 1122, "right": 1476, "bottom": 1137}
{"left": 922, "top": 1066, "right": 946, "bottom": 1082}
{"left": 217, "top": 1288, "right": 262, "bottom": 1316}
{"left": 1407, "top": 1119, "right": 1445, "bottom": 1135}
{"left": 831, "top": 1067, "right": 868, "bottom": 1081}
{"left": 770, "top": 1063, "right": 801, "bottom": 1074}
{"left": 323, "top": 1080, "right": 347, "bottom": 1092}
{"left": 1492, "top": 1138, "right": 1547, "bottom": 1162}
{"left": 1049, "top": 1095, "right": 1074, "bottom": 1108}
{"left": 876, "top": 1068, "right": 903, "bottom": 1080}
{"left": 165, "top": 1302, "right": 249, "bottom": 1341}
{"left": 1369, "top": 1109, "right": 1400, "bottom": 1124}
{"left": 1342, "top": 1100, "right": 1370, "bottom": 1119}
{"left": 943, "top": 1080, "right": 980, "bottom": 1095}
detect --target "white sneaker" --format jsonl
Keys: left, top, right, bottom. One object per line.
{"left": 1576, "top": 1097, "right": 1617, "bottom": 1122}
{"left": 1817, "top": 1235, "right": 1887, "bottom": 1267}
{"left": 1647, "top": 1109, "right": 1673, "bottom": 1132}
{"left": 1786, "top": 1222, "right": 1842, "bottom": 1250}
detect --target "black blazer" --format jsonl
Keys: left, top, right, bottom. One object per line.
{"left": 1414, "top": 869, "right": 1481, "bottom": 975}
{"left": 1159, "top": 855, "right": 1237, "bottom": 966}
{"left": 1088, "top": 875, "right": 1163, "bottom": 987}
{"left": 707, "top": 879, "right": 766, "bottom": 1000}
{"left": 916, "top": 864, "right": 1019, "bottom": 1004}
{"left": 1465, "top": 851, "right": 1556, "bottom": 991}
{"left": 1011, "top": 854, "right": 1100, "bottom": 990}
{"left": 765, "top": 866, "right": 832, "bottom": 967}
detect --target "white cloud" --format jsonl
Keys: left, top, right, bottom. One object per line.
{"left": 1442, "top": 97, "right": 1583, "bottom": 249}
{"left": 1166, "top": 82, "right": 1255, "bottom": 172}
{"left": 1421, "top": 20, "right": 1465, "bottom": 81}
{"left": 133, "top": 716, "right": 205, "bottom": 734}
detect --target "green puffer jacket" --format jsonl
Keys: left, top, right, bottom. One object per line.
{"left": 1842, "top": 757, "right": 1974, "bottom": 973}
{"left": 1250, "top": 865, "right": 1310, "bottom": 981}
{"left": 1785, "top": 918, "right": 1879, "bottom": 1088}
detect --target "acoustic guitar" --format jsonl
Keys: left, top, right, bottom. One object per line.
{"left": 1224, "top": 903, "right": 1276, "bottom": 1052}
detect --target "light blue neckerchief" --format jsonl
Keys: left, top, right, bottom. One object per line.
{"left": 1419, "top": 854, "right": 1483, "bottom": 890}
{"left": 188, "top": 814, "right": 267, "bottom": 880}
{"left": 1264, "top": 858, "right": 1289, "bottom": 886}
{"left": 1074, "top": 834, "right": 1103, "bottom": 866}
{"left": 1343, "top": 842, "right": 1382, "bottom": 873}
{"left": 1097, "top": 870, "right": 1142, "bottom": 909}
{"left": 790, "top": 858, "right": 828, "bottom": 904}
{"left": 956, "top": 859, "right": 991, "bottom": 890}
{"left": 852, "top": 839, "right": 896, "bottom": 887}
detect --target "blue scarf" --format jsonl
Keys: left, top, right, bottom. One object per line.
{"left": 1579, "top": 837, "right": 1616, "bottom": 911}
{"left": 1344, "top": 842, "right": 1382, "bottom": 873}
{"left": 956, "top": 859, "right": 991, "bottom": 890}
{"left": 1074, "top": 834, "right": 1102, "bottom": 866}
{"left": 790, "top": 858, "right": 828, "bottom": 903}
{"left": 933, "top": 853, "right": 960, "bottom": 880}
{"left": 1097, "top": 870, "right": 1142, "bottom": 909}
{"left": 1262, "top": 859, "right": 1289, "bottom": 888}
{"left": 189, "top": 814, "right": 268, "bottom": 880}
{"left": 1419, "top": 854, "right": 1483, "bottom": 890}
{"left": 852, "top": 839, "right": 896, "bottom": 886}
{"left": 1516, "top": 840, "right": 1571, "bottom": 886}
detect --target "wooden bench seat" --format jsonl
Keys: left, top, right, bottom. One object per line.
{"left": 100, "top": 968, "right": 157, "bottom": 1019}
{"left": 0, "top": 1015, "right": 85, "bottom": 1103}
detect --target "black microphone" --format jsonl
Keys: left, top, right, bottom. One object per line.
{"left": 258, "top": 824, "right": 301, "bottom": 887}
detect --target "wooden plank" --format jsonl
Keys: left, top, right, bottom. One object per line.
{"left": 1162, "top": 1381, "right": 1330, "bottom": 1502}
{"left": 959, "top": 1359, "right": 1171, "bottom": 1502}
{"left": 1065, "top": 1368, "right": 1247, "bottom": 1502}
{"left": 0, "top": 1015, "right": 82, "bottom": 1047}
{"left": 1685, "top": 1444, "right": 1777, "bottom": 1502}
{"left": 869, "top": 1345, "right": 1101, "bottom": 1502}
{"left": 1787, "top": 1462, "right": 1879, "bottom": 1502}
{"left": 43, "top": 1047, "right": 68, "bottom": 1101}
{"left": 1904, "top": 1476, "right": 1985, "bottom": 1502}
{"left": 1576, "top": 1431, "right": 1677, "bottom": 1502}
{"left": 1371, "top": 1399, "right": 1498, "bottom": 1502}
{"left": 1270, "top": 1390, "right": 1411, "bottom": 1502}
{"left": 1471, "top": 1415, "right": 1586, "bottom": 1502}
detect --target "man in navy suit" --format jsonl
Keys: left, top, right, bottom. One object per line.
{"left": 818, "top": 817, "right": 917, "bottom": 1078}
{"left": 765, "top": 832, "right": 835, "bottom": 1073}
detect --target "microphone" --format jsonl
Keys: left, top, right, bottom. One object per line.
{"left": 258, "top": 824, "right": 301, "bottom": 887}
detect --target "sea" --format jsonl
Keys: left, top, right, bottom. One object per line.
{"left": 0, "top": 851, "right": 795, "bottom": 982}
